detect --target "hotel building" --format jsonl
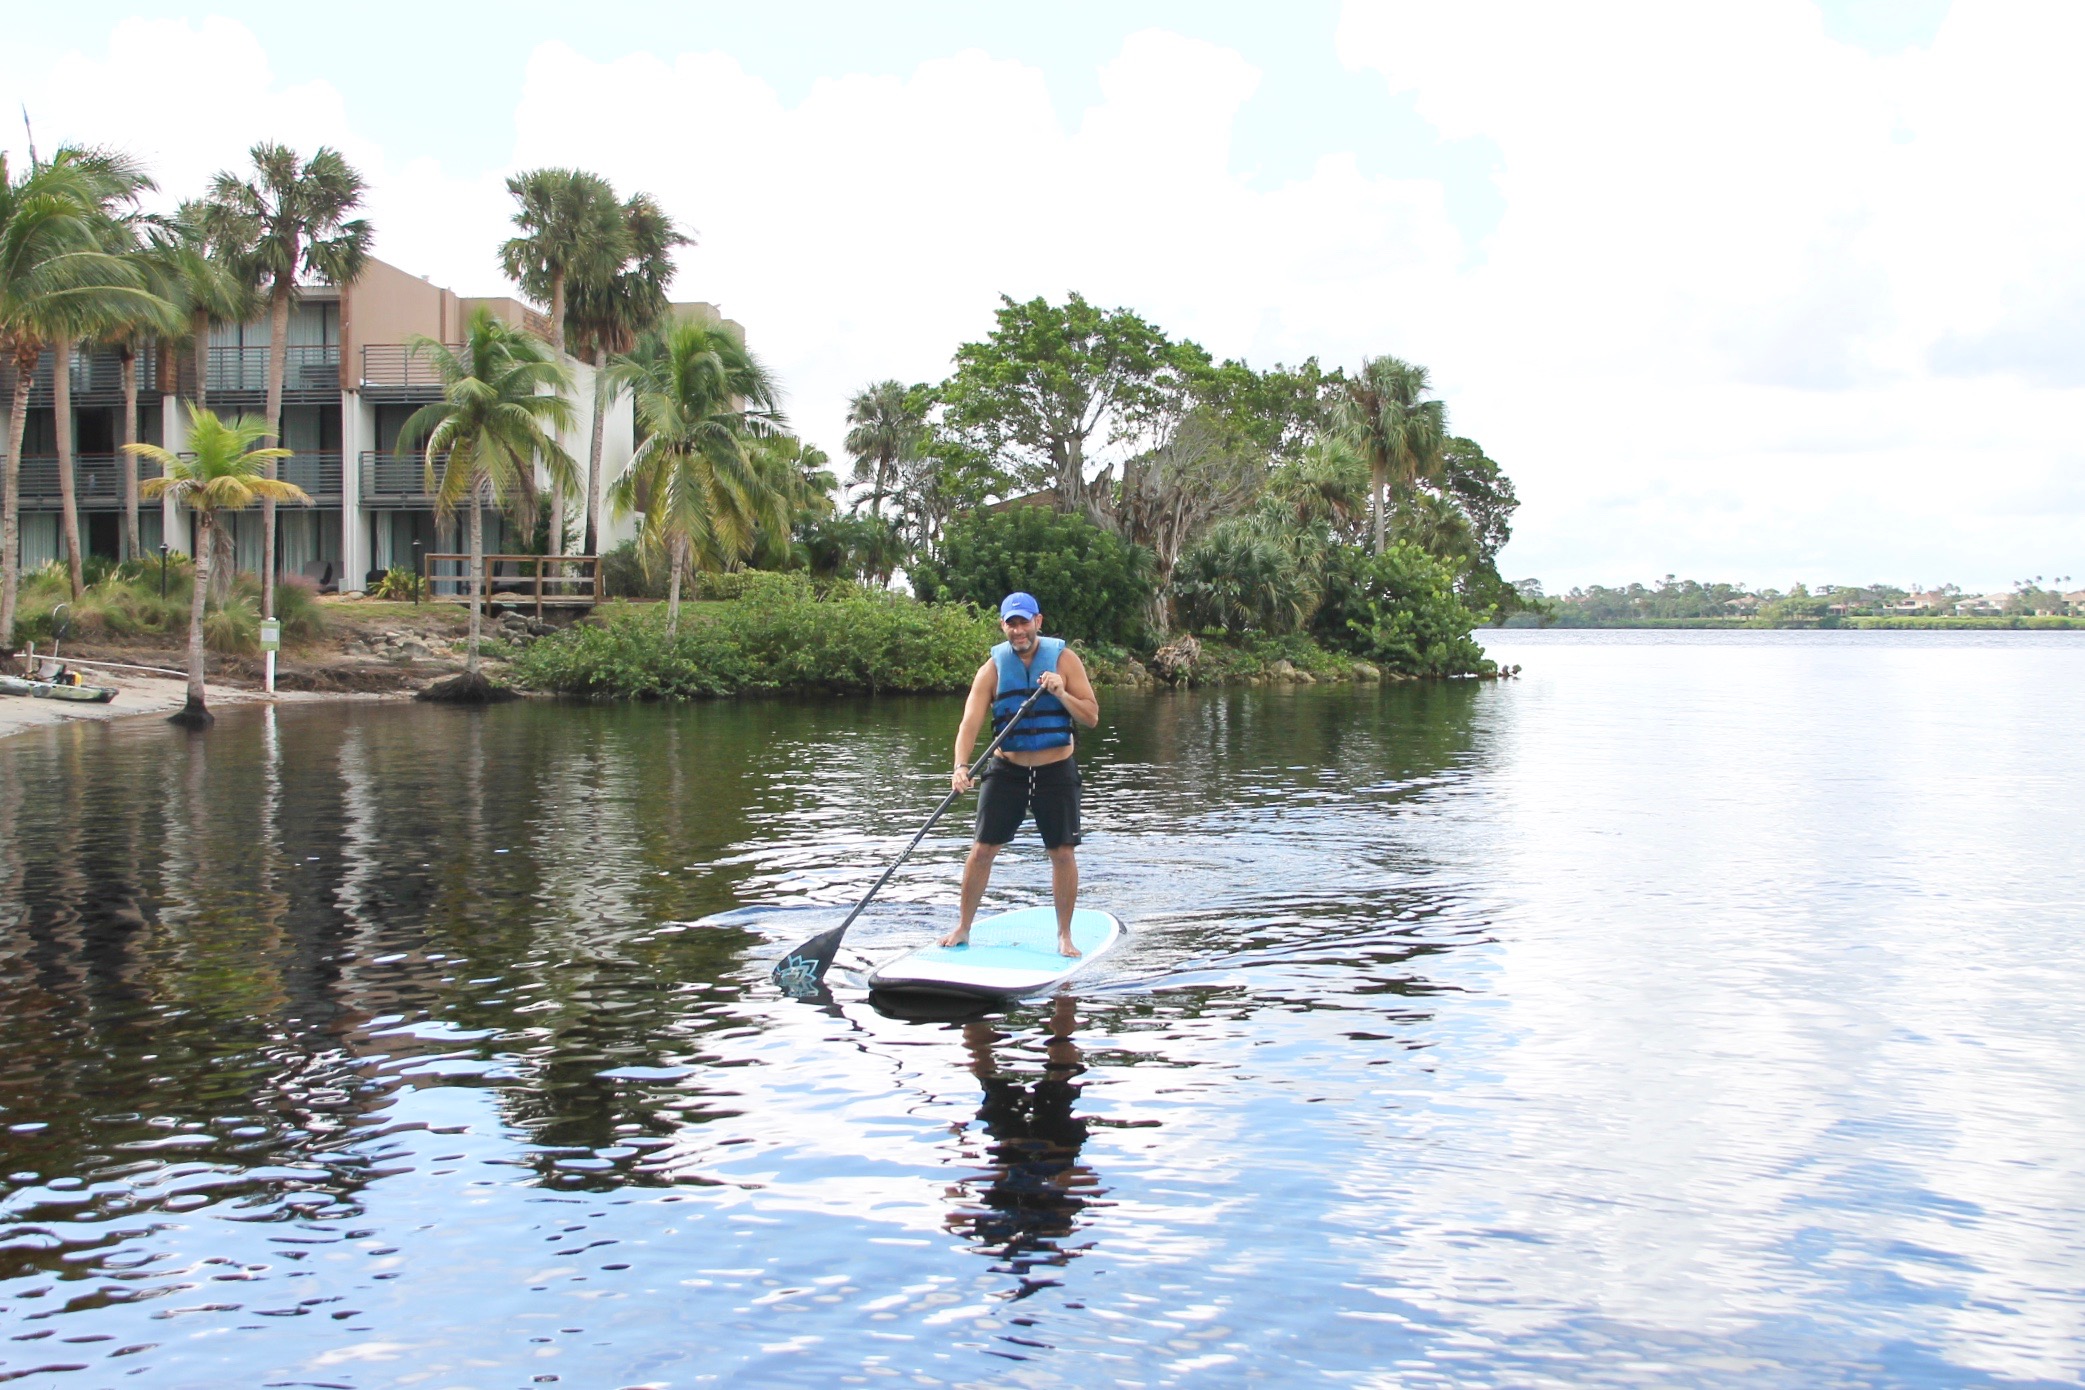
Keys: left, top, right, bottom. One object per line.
{"left": 1, "top": 256, "right": 740, "bottom": 593}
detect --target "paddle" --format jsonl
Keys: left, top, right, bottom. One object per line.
{"left": 772, "top": 683, "right": 1050, "bottom": 997}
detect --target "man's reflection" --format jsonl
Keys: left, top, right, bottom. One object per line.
{"left": 946, "top": 994, "right": 1095, "bottom": 1298}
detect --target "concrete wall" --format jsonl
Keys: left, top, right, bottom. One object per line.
{"left": 342, "top": 259, "right": 461, "bottom": 372}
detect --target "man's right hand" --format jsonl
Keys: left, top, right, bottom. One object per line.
{"left": 951, "top": 767, "right": 975, "bottom": 793}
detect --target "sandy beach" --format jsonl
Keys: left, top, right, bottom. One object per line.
{"left": 0, "top": 668, "right": 400, "bottom": 741}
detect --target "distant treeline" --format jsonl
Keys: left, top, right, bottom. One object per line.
{"left": 1504, "top": 577, "right": 2080, "bottom": 627}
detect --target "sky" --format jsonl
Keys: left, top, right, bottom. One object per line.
{"left": 4, "top": 0, "right": 2078, "bottom": 592}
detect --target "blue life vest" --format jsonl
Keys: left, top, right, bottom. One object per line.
{"left": 991, "top": 637, "right": 1075, "bottom": 753}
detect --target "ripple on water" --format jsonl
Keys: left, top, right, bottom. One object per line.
{"left": 3, "top": 663, "right": 2084, "bottom": 1386}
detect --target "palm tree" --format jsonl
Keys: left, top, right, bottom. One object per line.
{"left": 743, "top": 434, "right": 838, "bottom": 571}
{"left": 2, "top": 146, "right": 165, "bottom": 647}
{"left": 154, "top": 200, "right": 261, "bottom": 414}
{"left": 565, "top": 191, "right": 687, "bottom": 557}
{"left": 126, "top": 406, "right": 308, "bottom": 727}
{"left": 203, "top": 143, "right": 371, "bottom": 622}
{"left": 500, "top": 168, "right": 626, "bottom": 557}
{"left": 395, "top": 309, "right": 576, "bottom": 689}
{"left": 146, "top": 203, "right": 260, "bottom": 599}
{"left": 608, "top": 322, "right": 785, "bottom": 634}
{"left": 1335, "top": 356, "right": 1446, "bottom": 555}
{"left": 843, "top": 379, "right": 921, "bottom": 519}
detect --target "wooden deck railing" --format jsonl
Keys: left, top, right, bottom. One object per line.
{"left": 422, "top": 553, "right": 602, "bottom": 616}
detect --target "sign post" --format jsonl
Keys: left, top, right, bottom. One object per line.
{"left": 260, "top": 617, "right": 281, "bottom": 695}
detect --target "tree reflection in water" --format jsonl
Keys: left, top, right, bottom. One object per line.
{"left": 945, "top": 995, "right": 1096, "bottom": 1300}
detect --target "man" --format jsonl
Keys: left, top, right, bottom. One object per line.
{"left": 940, "top": 592, "right": 1100, "bottom": 956}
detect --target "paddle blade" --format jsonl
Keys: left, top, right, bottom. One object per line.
{"left": 772, "top": 924, "right": 845, "bottom": 998}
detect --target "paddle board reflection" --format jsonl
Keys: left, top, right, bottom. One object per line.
{"left": 944, "top": 995, "right": 1096, "bottom": 1299}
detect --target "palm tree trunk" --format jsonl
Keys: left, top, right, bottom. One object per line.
{"left": 261, "top": 278, "right": 291, "bottom": 621}
{"left": 174, "top": 510, "right": 213, "bottom": 727}
{"left": 548, "top": 270, "right": 565, "bottom": 355}
{"left": 467, "top": 479, "right": 485, "bottom": 678}
{"left": 191, "top": 309, "right": 209, "bottom": 409}
{"left": 585, "top": 344, "right": 609, "bottom": 555}
{"left": 2, "top": 359, "right": 33, "bottom": 650}
{"left": 54, "top": 334, "right": 84, "bottom": 598}
{"left": 1373, "top": 467, "right": 1387, "bottom": 556}
{"left": 121, "top": 348, "right": 140, "bottom": 561}
{"left": 665, "top": 532, "right": 684, "bottom": 637}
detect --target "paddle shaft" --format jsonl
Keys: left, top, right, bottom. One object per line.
{"left": 826, "top": 683, "right": 1052, "bottom": 944}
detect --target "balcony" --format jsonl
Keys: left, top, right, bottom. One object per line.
{"left": 0, "top": 348, "right": 163, "bottom": 405}
{"left": 3, "top": 454, "right": 163, "bottom": 510}
{"left": 359, "top": 450, "right": 442, "bottom": 504}
{"left": 175, "top": 344, "right": 341, "bottom": 399}
{"left": 278, "top": 451, "right": 343, "bottom": 502}
{"left": 359, "top": 344, "right": 459, "bottom": 397}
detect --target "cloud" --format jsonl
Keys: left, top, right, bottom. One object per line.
{"left": 5, "top": 7, "right": 2080, "bottom": 588}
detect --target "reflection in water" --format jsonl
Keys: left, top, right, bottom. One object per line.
{"left": 2, "top": 642, "right": 2084, "bottom": 1387}
{"left": 948, "top": 996, "right": 1094, "bottom": 1300}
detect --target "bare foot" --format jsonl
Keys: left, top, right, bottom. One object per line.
{"left": 1058, "top": 937, "right": 1082, "bottom": 958}
{"left": 939, "top": 928, "right": 971, "bottom": 948}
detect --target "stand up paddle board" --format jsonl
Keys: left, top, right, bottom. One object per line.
{"left": 866, "top": 907, "right": 1123, "bottom": 1001}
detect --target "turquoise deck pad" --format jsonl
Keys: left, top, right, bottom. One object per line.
{"left": 867, "top": 907, "right": 1122, "bottom": 998}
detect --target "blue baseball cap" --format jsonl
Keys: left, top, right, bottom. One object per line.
{"left": 999, "top": 592, "right": 1040, "bottom": 621}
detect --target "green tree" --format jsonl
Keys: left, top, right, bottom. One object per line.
{"left": 2, "top": 145, "right": 166, "bottom": 645}
{"left": 1173, "top": 517, "right": 1318, "bottom": 637}
{"left": 911, "top": 506, "right": 1153, "bottom": 644}
{"left": 1336, "top": 355, "right": 1446, "bottom": 555}
{"left": 1313, "top": 542, "right": 1492, "bottom": 676}
{"left": 139, "top": 202, "right": 259, "bottom": 587}
{"left": 844, "top": 379, "right": 923, "bottom": 519}
{"left": 563, "top": 191, "right": 686, "bottom": 556}
{"left": 395, "top": 309, "right": 578, "bottom": 682}
{"left": 26, "top": 147, "right": 159, "bottom": 599}
{"left": 203, "top": 143, "right": 372, "bottom": 620}
{"left": 941, "top": 292, "right": 1176, "bottom": 515}
{"left": 127, "top": 406, "right": 309, "bottom": 725}
{"left": 893, "top": 391, "right": 1012, "bottom": 557}
{"left": 607, "top": 322, "right": 787, "bottom": 634}
{"left": 745, "top": 434, "right": 839, "bottom": 572}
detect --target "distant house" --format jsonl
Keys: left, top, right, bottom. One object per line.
{"left": 2066, "top": 590, "right": 2085, "bottom": 613}
{"left": 1956, "top": 593, "right": 2007, "bottom": 614}
{"left": 1887, "top": 592, "right": 1944, "bottom": 615}
{"left": 986, "top": 488, "right": 1063, "bottom": 512}
{"left": 1726, "top": 594, "right": 1761, "bottom": 613}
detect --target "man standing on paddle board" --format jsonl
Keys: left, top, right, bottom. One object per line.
{"left": 941, "top": 592, "right": 1100, "bottom": 956}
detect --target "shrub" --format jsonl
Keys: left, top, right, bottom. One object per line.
{"left": 910, "top": 506, "right": 1153, "bottom": 644}
{"left": 270, "top": 575, "right": 328, "bottom": 641}
{"left": 204, "top": 595, "right": 259, "bottom": 654}
{"left": 1173, "top": 520, "right": 1318, "bottom": 637}
{"left": 8, "top": 562, "right": 194, "bottom": 647}
{"left": 600, "top": 540, "right": 667, "bottom": 600}
{"left": 1312, "top": 542, "right": 1492, "bottom": 677}
{"left": 510, "top": 587, "right": 998, "bottom": 698}
{"left": 369, "top": 565, "right": 425, "bottom": 602}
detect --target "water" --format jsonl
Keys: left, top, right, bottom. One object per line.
{"left": 2, "top": 630, "right": 2082, "bottom": 1387}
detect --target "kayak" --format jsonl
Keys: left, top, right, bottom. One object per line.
{"left": 866, "top": 906, "right": 1123, "bottom": 1001}
{"left": 0, "top": 674, "right": 118, "bottom": 704}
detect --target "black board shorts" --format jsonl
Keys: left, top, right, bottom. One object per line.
{"left": 974, "top": 756, "right": 1082, "bottom": 850}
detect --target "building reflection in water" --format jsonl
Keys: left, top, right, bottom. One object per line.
{"left": 944, "top": 995, "right": 1097, "bottom": 1300}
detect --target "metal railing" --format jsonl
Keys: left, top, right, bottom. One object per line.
{"left": 423, "top": 552, "right": 602, "bottom": 615}
{"left": 358, "top": 450, "right": 442, "bottom": 502}
{"left": 277, "top": 451, "right": 344, "bottom": 499}
{"left": 3, "top": 454, "right": 163, "bottom": 509}
{"left": 183, "top": 344, "right": 341, "bottom": 396}
{"left": 0, "top": 348, "right": 162, "bottom": 402}
{"left": 360, "top": 344, "right": 460, "bottom": 392}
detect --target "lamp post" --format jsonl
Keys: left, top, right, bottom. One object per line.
{"left": 158, "top": 543, "right": 170, "bottom": 600}
{"left": 411, "top": 539, "right": 422, "bottom": 605}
